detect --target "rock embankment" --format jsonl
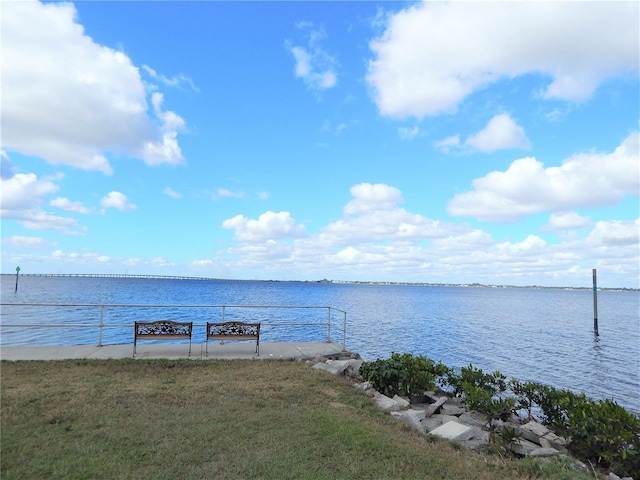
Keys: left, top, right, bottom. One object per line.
{"left": 311, "top": 358, "right": 634, "bottom": 480}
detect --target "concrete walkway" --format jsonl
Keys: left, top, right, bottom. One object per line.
{"left": 0, "top": 341, "right": 347, "bottom": 361}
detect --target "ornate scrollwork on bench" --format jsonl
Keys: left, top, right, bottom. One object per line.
{"left": 134, "top": 320, "right": 193, "bottom": 357}
{"left": 206, "top": 321, "right": 260, "bottom": 356}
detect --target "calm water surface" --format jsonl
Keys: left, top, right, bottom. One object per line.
{"left": 1, "top": 275, "right": 638, "bottom": 413}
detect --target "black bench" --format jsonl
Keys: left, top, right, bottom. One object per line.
{"left": 206, "top": 321, "right": 260, "bottom": 356}
{"left": 134, "top": 320, "right": 193, "bottom": 357}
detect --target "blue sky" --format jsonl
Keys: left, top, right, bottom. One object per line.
{"left": 2, "top": 0, "right": 639, "bottom": 288}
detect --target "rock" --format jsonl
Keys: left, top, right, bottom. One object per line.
{"left": 440, "top": 404, "right": 466, "bottom": 416}
{"left": 425, "top": 391, "right": 440, "bottom": 403}
{"left": 391, "top": 409, "right": 427, "bottom": 433}
{"left": 392, "top": 395, "right": 410, "bottom": 410}
{"left": 529, "top": 447, "right": 560, "bottom": 457}
{"left": 443, "top": 395, "right": 465, "bottom": 407}
{"left": 421, "top": 414, "right": 458, "bottom": 433}
{"left": 609, "top": 474, "right": 633, "bottom": 480}
{"left": 460, "top": 427, "right": 490, "bottom": 450}
{"left": 520, "top": 420, "right": 567, "bottom": 453}
{"left": 458, "top": 411, "right": 487, "bottom": 429}
{"left": 312, "top": 359, "right": 362, "bottom": 376}
{"left": 353, "top": 381, "right": 372, "bottom": 392}
{"left": 510, "top": 438, "right": 543, "bottom": 456}
{"left": 424, "top": 396, "right": 448, "bottom": 417}
{"left": 372, "top": 392, "right": 400, "bottom": 412}
{"left": 429, "top": 420, "right": 473, "bottom": 441}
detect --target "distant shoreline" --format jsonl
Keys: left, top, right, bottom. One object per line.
{"left": 1, "top": 273, "right": 638, "bottom": 292}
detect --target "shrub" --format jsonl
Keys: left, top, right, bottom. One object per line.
{"left": 359, "top": 353, "right": 407, "bottom": 397}
{"left": 562, "top": 397, "right": 640, "bottom": 477}
{"left": 362, "top": 353, "right": 640, "bottom": 477}
{"left": 359, "top": 352, "right": 450, "bottom": 398}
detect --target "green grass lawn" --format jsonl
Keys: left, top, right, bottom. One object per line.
{"left": 1, "top": 359, "right": 591, "bottom": 479}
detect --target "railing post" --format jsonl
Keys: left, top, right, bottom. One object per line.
{"left": 97, "top": 305, "right": 104, "bottom": 346}
{"left": 222, "top": 306, "right": 226, "bottom": 322}
{"left": 327, "top": 308, "right": 331, "bottom": 343}
{"left": 342, "top": 311, "right": 347, "bottom": 352}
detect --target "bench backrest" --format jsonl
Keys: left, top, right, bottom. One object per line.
{"left": 206, "top": 321, "right": 260, "bottom": 340}
{"left": 135, "top": 320, "right": 193, "bottom": 339}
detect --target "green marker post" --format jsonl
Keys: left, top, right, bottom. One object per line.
{"left": 15, "top": 266, "right": 21, "bottom": 293}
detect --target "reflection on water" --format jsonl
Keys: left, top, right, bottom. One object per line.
{"left": 1, "top": 275, "right": 638, "bottom": 414}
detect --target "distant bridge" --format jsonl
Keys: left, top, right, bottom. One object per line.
{"left": 16, "top": 273, "right": 218, "bottom": 281}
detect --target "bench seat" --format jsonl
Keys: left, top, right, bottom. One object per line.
{"left": 134, "top": 320, "right": 193, "bottom": 356}
{"left": 206, "top": 321, "right": 260, "bottom": 356}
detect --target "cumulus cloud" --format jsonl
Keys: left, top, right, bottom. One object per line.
{"left": 1, "top": 173, "right": 59, "bottom": 211}
{"left": 2, "top": 236, "right": 53, "bottom": 249}
{"left": 319, "top": 183, "right": 462, "bottom": 244}
{"left": 50, "top": 197, "right": 92, "bottom": 214}
{"left": 100, "top": 191, "right": 137, "bottom": 212}
{"left": 148, "top": 257, "right": 175, "bottom": 267}
{"left": 367, "top": 1, "right": 639, "bottom": 118}
{"left": 435, "top": 135, "right": 461, "bottom": 152}
{"left": 49, "top": 250, "right": 111, "bottom": 265}
{"left": 222, "top": 211, "right": 306, "bottom": 242}
{"left": 542, "top": 212, "right": 592, "bottom": 232}
{"left": 0, "top": 172, "right": 80, "bottom": 232}
{"left": 1, "top": 0, "right": 185, "bottom": 174}
{"left": 287, "top": 24, "right": 337, "bottom": 91}
{"left": 343, "top": 183, "right": 404, "bottom": 215}
{"left": 586, "top": 219, "right": 640, "bottom": 249}
{"left": 447, "top": 132, "right": 640, "bottom": 222}
{"left": 465, "top": 113, "right": 531, "bottom": 152}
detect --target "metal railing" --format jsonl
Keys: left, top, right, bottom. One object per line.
{"left": 0, "top": 303, "right": 348, "bottom": 351}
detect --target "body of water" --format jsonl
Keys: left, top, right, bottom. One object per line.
{"left": 1, "top": 275, "right": 638, "bottom": 413}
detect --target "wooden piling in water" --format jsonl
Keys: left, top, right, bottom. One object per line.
{"left": 593, "top": 268, "right": 598, "bottom": 335}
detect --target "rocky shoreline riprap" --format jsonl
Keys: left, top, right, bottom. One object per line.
{"left": 311, "top": 356, "right": 635, "bottom": 480}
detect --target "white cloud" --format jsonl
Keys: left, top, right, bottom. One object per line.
{"left": 542, "top": 212, "right": 592, "bottom": 232}
{"left": 100, "top": 191, "right": 137, "bottom": 212}
{"left": 447, "top": 132, "right": 640, "bottom": 222}
{"left": 367, "top": 1, "right": 639, "bottom": 118}
{"left": 435, "top": 135, "right": 461, "bottom": 152}
{"left": 222, "top": 211, "right": 306, "bottom": 242}
{"left": 1, "top": 150, "right": 17, "bottom": 180}
{"left": 163, "top": 187, "right": 181, "bottom": 199}
{"left": 141, "top": 65, "right": 199, "bottom": 93}
{"left": 0, "top": 172, "right": 80, "bottom": 233}
{"left": 399, "top": 126, "right": 419, "bottom": 140}
{"left": 321, "top": 183, "right": 460, "bottom": 244}
{"left": 148, "top": 257, "right": 174, "bottom": 267}
{"left": 217, "top": 188, "right": 245, "bottom": 199}
{"left": 1, "top": 0, "right": 185, "bottom": 174}
{"left": 2, "top": 236, "right": 53, "bottom": 249}
{"left": 586, "top": 219, "right": 640, "bottom": 249}
{"left": 465, "top": 113, "right": 531, "bottom": 152}
{"left": 1, "top": 173, "right": 59, "bottom": 211}
{"left": 50, "top": 197, "right": 92, "bottom": 214}
{"left": 343, "top": 183, "right": 404, "bottom": 215}
{"left": 288, "top": 24, "right": 337, "bottom": 91}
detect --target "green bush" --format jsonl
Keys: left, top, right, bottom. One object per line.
{"left": 562, "top": 397, "right": 640, "bottom": 477}
{"left": 359, "top": 353, "right": 407, "bottom": 397}
{"left": 359, "top": 352, "right": 450, "bottom": 398}
{"left": 362, "top": 353, "right": 640, "bottom": 477}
